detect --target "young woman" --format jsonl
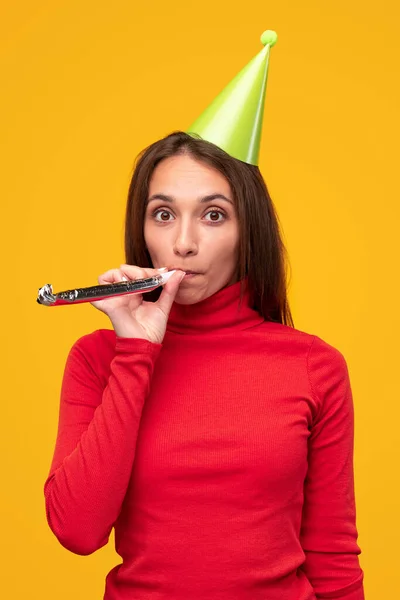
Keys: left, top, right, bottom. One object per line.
{"left": 44, "top": 131, "right": 365, "bottom": 599}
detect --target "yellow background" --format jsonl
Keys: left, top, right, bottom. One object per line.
{"left": 1, "top": 1, "right": 398, "bottom": 598}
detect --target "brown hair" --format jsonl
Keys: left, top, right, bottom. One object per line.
{"left": 124, "top": 131, "right": 294, "bottom": 327}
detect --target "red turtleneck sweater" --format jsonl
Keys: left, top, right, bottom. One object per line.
{"left": 44, "top": 279, "right": 364, "bottom": 599}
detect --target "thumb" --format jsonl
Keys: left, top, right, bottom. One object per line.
{"left": 156, "top": 270, "right": 186, "bottom": 316}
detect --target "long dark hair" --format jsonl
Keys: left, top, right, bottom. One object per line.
{"left": 124, "top": 131, "right": 294, "bottom": 327}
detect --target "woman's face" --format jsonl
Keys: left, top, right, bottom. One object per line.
{"left": 144, "top": 153, "right": 240, "bottom": 305}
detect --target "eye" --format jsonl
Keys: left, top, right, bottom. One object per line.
{"left": 152, "top": 209, "right": 173, "bottom": 222}
{"left": 204, "top": 209, "right": 226, "bottom": 223}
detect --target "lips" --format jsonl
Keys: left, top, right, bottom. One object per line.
{"left": 169, "top": 268, "right": 201, "bottom": 274}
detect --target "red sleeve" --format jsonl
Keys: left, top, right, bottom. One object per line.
{"left": 300, "top": 335, "right": 365, "bottom": 599}
{"left": 44, "top": 333, "right": 162, "bottom": 556}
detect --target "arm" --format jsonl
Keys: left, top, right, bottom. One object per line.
{"left": 44, "top": 333, "right": 162, "bottom": 556}
{"left": 300, "top": 335, "right": 365, "bottom": 599}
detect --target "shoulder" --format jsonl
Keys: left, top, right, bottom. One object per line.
{"left": 306, "top": 333, "right": 348, "bottom": 374}
{"left": 257, "top": 319, "right": 315, "bottom": 343}
{"left": 71, "top": 327, "right": 116, "bottom": 353}
{"left": 255, "top": 320, "right": 338, "bottom": 357}
{"left": 256, "top": 321, "right": 348, "bottom": 384}
{"left": 304, "top": 334, "right": 351, "bottom": 414}
{"left": 263, "top": 320, "right": 346, "bottom": 357}
{"left": 262, "top": 324, "right": 352, "bottom": 419}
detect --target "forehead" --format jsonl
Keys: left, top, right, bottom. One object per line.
{"left": 149, "top": 155, "right": 231, "bottom": 194}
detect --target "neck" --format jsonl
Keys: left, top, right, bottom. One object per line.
{"left": 166, "top": 277, "right": 265, "bottom": 335}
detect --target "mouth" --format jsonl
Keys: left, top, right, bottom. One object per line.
{"left": 169, "top": 268, "right": 201, "bottom": 276}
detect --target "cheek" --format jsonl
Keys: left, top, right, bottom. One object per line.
{"left": 143, "top": 222, "right": 158, "bottom": 251}
{"left": 207, "top": 226, "right": 239, "bottom": 258}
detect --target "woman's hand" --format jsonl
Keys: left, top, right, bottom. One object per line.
{"left": 90, "top": 264, "right": 186, "bottom": 344}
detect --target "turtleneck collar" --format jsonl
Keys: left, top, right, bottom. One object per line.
{"left": 166, "top": 277, "right": 265, "bottom": 335}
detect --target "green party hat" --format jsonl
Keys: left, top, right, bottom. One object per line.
{"left": 186, "top": 30, "right": 278, "bottom": 165}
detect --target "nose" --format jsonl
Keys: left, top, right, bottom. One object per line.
{"left": 173, "top": 220, "right": 199, "bottom": 257}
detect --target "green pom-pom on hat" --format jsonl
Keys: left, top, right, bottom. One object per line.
{"left": 260, "top": 30, "right": 278, "bottom": 47}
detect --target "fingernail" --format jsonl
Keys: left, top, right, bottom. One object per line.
{"left": 157, "top": 267, "right": 168, "bottom": 271}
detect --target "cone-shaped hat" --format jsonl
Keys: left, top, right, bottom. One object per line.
{"left": 186, "top": 30, "right": 277, "bottom": 165}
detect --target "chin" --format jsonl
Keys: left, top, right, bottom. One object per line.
{"left": 174, "top": 280, "right": 223, "bottom": 305}
{"left": 173, "top": 292, "right": 203, "bottom": 305}
{"left": 173, "top": 283, "right": 213, "bottom": 305}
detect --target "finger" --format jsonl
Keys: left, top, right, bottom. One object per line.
{"left": 119, "top": 264, "right": 164, "bottom": 281}
{"left": 98, "top": 265, "right": 166, "bottom": 285}
{"left": 98, "top": 268, "right": 127, "bottom": 285}
{"left": 98, "top": 266, "right": 155, "bottom": 285}
{"left": 156, "top": 270, "right": 186, "bottom": 315}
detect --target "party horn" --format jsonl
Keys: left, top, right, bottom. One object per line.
{"left": 36, "top": 271, "right": 176, "bottom": 306}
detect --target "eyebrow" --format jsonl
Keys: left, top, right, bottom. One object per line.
{"left": 147, "top": 193, "right": 234, "bottom": 205}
